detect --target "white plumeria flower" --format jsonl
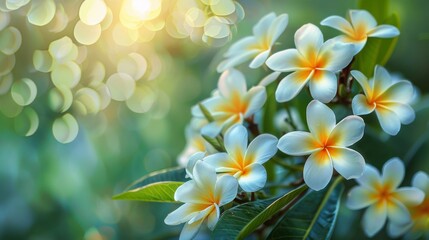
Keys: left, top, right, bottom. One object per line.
{"left": 277, "top": 100, "right": 365, "bottom": 191}
{"left": 351, "top": 65, "right": 415, "bottom": 136}
{"left": 192, "top": 69, "right": 267, "bottom": 138}
{"left": 217, "top": 12, "right": 288, "bottom": 72}
{"left": 266, "top": 23, "right": 355, "bottom": 103}
{"left": 321, "top": 9, "right": 400, "bottom": 54}
{"left": 346, "top": 158, "right": 425, "bottom": 238}
{"left": 204, "top": 124, "right": 278, "bottom": 192}
{"left": 165, "top": 160, "right": 238, "bottom": 240}
{"left": 388, "top": 171, "right": 429, "bottom": 239}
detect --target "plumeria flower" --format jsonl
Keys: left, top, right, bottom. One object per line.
{"left": 204, "top": 124, "right": 278, "bottom": 192}
{"left": 217, "top": 12, "right": 288, "bottom": 72}
{"left": 346, "top": 158, "right": 425, "bottom": 237}
{"left": 165, "top": 160, "right": 238, "bottom": 240}
{"left": 388, "top": 171, "right": 429, "bottom": 239}
{"left": 321, "top": 9, "right": 400, "bottom": 54}
{"left": 266, "top": 23, "right": 355, "bottom": 103}
{"left": 277, "top": 100, "right": 365, "bottom": 191}
{"left": 192, "top": 69, "right": 267, "bottom": 138}
{"left": 351, "top": 65, "right": 415, "bottom": 136}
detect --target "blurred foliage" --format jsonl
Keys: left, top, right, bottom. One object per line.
{"left": 0, "top": 0, "right": 428, "bottom": 239}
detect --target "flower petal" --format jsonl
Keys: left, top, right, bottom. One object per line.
{"left": 258, "top": 71, "right": 281, "bottom": 87}
{"left": 266, "top": 48, "right": 306, "bottom": 72}
{"left": 320, "top": 15, "right": 353, "bottom": 35}
{"left": 373, "top": 65, "right": 393, "bottom": 97}
{"left": 394, "top": 187, "right": 425, "bottom": 206}
{"left": 362, "top": 201, "right": 387, "bottom": 237}
{"left": 217, "top": 50, "right": 260, "bottom": 72}
{"left": 275, "top": 70, "right": 312, "bottom": 102}
{"left": 207, "top": 204, "right": 220, "bottom": 230}
{"left": 267, "top": 13, "right": 288, "bottom": 45}
{"left": 352, "top": 94, "right": 375, "bottom": 115}
{"left": 383, "top": 102, "right": 415, "bottom": 125}
{"left": 224, "top": 36, "right": 257, "bottom": 57}
{"left": 380, "top": 80, "right": 414, "bottom": 104}
{"left": 164, "top": 203, "right": 199, "bottom": 225}
{"left": 349, "top": 9, "right": 377, "bottom": 30}
{"left": 387, "top": 199, "right": 411, "bottom": 225}
{"left": 356, "top": 164, "right": 382, "bottom": 190}
{"left": 179, "top": 217, "right": 204, "bottom": 240}
{"left": 387, "top": 222, "right": 412, "bottom": 238}
{"left": 201, "top": 120, "right": 224, "bottom": 138}
{"left": 238, "top": 163, "right": 267, "bottom": 192}
{"left": 412, "top": 171, "right": 429, "bottom": 192}
{"left": 375, "top": 107, "right": 401, "bottom": 136}
{"left": 186, "top": 152, "right": 206, "bottom": 178}
{"left": 252, "top": 12, "right": 276, "bottom": 37}
{"left": 329, "top": 115, "right": 365, "bottom": 147}
{"left": 204, "top": 152, "right": 235, "bottom": 173}
{"left": 319, "top": 39, "right": 355, "bottom": 71}
{"left": 193, "top": 160, "right": 217, "bottom": 191}
{"left": 277, "top": 131, "right": 319, "bottom": 155}
{"left": 249, "top": 49, "right": 270, "bottom": 69}
{"left": 245, "top": 134, "right": 278, "bottom": 165}
{"left": 307, "top": 100, "right": 336, "bottom": 142}
{"left": 308, "top": 70, "right": 337, "bottom": 103}
{"left": 304, "top": 150, "right": 333, "bottom": 191}
{"left": 334, "top": 35, "right": 367, "bottom": 54}
{"left": 244, "top": 86, "right": 267, "bottom": 117}
{"left": 346, "top": 186, "right": 378, "bottom": 210}
{"left": 368, "top": 25, "right": 400, "bottom": 38}
{"left": 174, "top": 181, "right": 206, "bottom": 204}
{"left": 382, "top": 157, "right": 405, "bottom": 190}
{"left": 351, "top": 70, "right": 371, "bottom": 96}
{"left": 330, "top": 147, "right": 365, "bottom": 179}
{"left": 215, "top": 175, "right": 238, "bottom": 206}
{"left": 224, "top": 124, "right": 248, "bottom": 159}
{"left": 294, "top": 23, "right": 324, "bottom": 58}
{"left": 218, "top": 69, "right": 247, "bottom": 98}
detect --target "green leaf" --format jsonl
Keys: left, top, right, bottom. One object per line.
{"left": 113, "top": 181, "right": 183, "bottom": 203}
{"left": 268, "top": 177, "right": 344, "bottom": 240}
{"left": 202, "top": 134, "right": 225, "bottom": 152}
{"left": 358, "top": 0, "right": 389, "bottom": 22}
{"left": 212, "top": 184, "right": 308, "bottom": 239}
{"left": 262, "top": 83, "right": 277, "bottom": 135}
{"left": 125, "top": 167, "right": 187, "bottom": 190}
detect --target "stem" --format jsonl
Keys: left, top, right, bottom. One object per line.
{"left": 246, "top": 115, "right": 261, "bottom": 137}
{"left": 271, "top": 157, "right": 303, "bottom": 171}
{"left": 284, "top": 104, "right": 297, "bottom": 131}
{"left": 333, "top": 58, "right": 355, "bottom": 105}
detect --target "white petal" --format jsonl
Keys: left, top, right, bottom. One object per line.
{"left": 368, "top": 25, "right": 400, "bottom": 38}
{"left": 277, "top": 131, "right": 319, "bottom": 155}
{"left": 217, "top": 51, "right": 259, "bottom": 72}
{"left": 258, "top": 71, "right": 281, "bottom": 87}
{"left": 186, "top": 152, "right": 206, "bottom": 178}
{"left": 238, "top": 163, "right": 267, "bottom": 192}
{"left": 179, "top": 217, "right": 204, "bottom": 240}
{"left": 304, "top": 150, "right": 333, "bottom": 191}
{"left": 330, "top": 147, "right": 365, "bottom": 179}
{"left": 308, "top": 70, "right": 337, "bottom": 103}
{"left": 275, "top": 70, "right": 312, "bottom": 102}
{"left": 224, "top": 124, "right": 248, "bottom": 159}
{"left": 333, "top": 35, "right": 367, "bottom": 54}
{"left": 294, "top": 23, "right": 324, "bottom": 57}
{"left": 267, "top": 13, "right": 288, "bottom": 45}
{"left": 382, "top": 157, "right": 405, "bottom": 190}
{"left": 252, "top": 12, "right": 276, "bottom": 37}
{"left": 412, "top": 171, "right": 429, "bottom": 192}
{"left": 351, "top": 70, "right": 371, "bottom": 96}
{"left": 245, "top": 134, "right": 278, "bottom": 165}
{"left": 384, "top": 102, "right": 415, "bottom": 125}
{"left": 375, "top": 107, "right": 401, "bottom": 136}
{"left": 164, "top": 203, "right": 199, "bottom": 225}
{"left": 349, "top": 9, "right": 377, "bottom": 30}
{"left": 188, "top": 204, "right": 213, "bottom": 224}
{"left": 307, "top": 100, "right": 336, "bottom": 141}
{"left": 380, "top": 80, "right": 414, "bottom": 104}
{"left": 394, "top": 187, "right": 425, "bottom": 206}
{"left": 193, "top": 160, "right": 217, "bottom": 190}
{"left": 320, "top": 15, "right": 353, "bottom": 35}
{"left": 244, "top": 86, "right": 267, "bottom": 117}
{"left": 207, "top": 204, "right": 220, "bottom": 230}
{"left": 387, "top": 199, "right": 411, "bottom": 225}
{"left": 266, "top": 48, "right": 306, "bottom": 72}
{"left": 174, "top": 181, "right": 206, "bottom": 204}
{"left": 224, "top": 36, "right": 257, "bottom": 57}
{"left": 215, "top": 175, "right": 238, "bottom": 205}
{"left": 249, "top": 49, "right": 270, "bottom": 69}
{"left": 387, "top": 222, "right": 412, "bottom": 238}
{"left": 346, "top": 186, "right": 378, "bottom": 210}
{"left": 362, "top": 201, "right": 387, "bottom": 237}
{"left": 373, "top": 65, "right": 393, "bottom": 96}
{"left": 356, "top": 164, "right": 382, "bottom": 190}
{"left": 352, "top": 94, "right": 375, "bottom": 115}
{"left": 201, "top": 120, "right": 224, "bottom": 138}
{"left": 319, "top": 39, "right": 355, "bottom": 71}
{"left": 204, "top": 152, "right": 235, "bottom": 172}
{"left": 329, "top": 116, "right": 365, "bottom": 147}
{"left": 218, "top": 69, "right": 247, "bottom": 98}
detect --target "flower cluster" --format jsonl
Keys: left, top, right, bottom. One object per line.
{"left": 164, "top": 9, "right": 423, "bottom": 240}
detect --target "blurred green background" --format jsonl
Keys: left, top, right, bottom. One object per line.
{"left": 0, "top": 0, "right": 428, "bottom": 239}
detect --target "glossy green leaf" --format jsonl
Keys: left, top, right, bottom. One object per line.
{"left": 358, "top": 0, "right": 389, "bottom": 22}
{"left": 212, "top": 184, "right": 308, "bottom": 239}
{"left": 113, "top": 181, "right": 183, "bottom": 203}
{"left": 126, "top": 167, "right": 187, "bottom": 190}
{"left": 268, "top": 177, "right": 344, "bottom": 240}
